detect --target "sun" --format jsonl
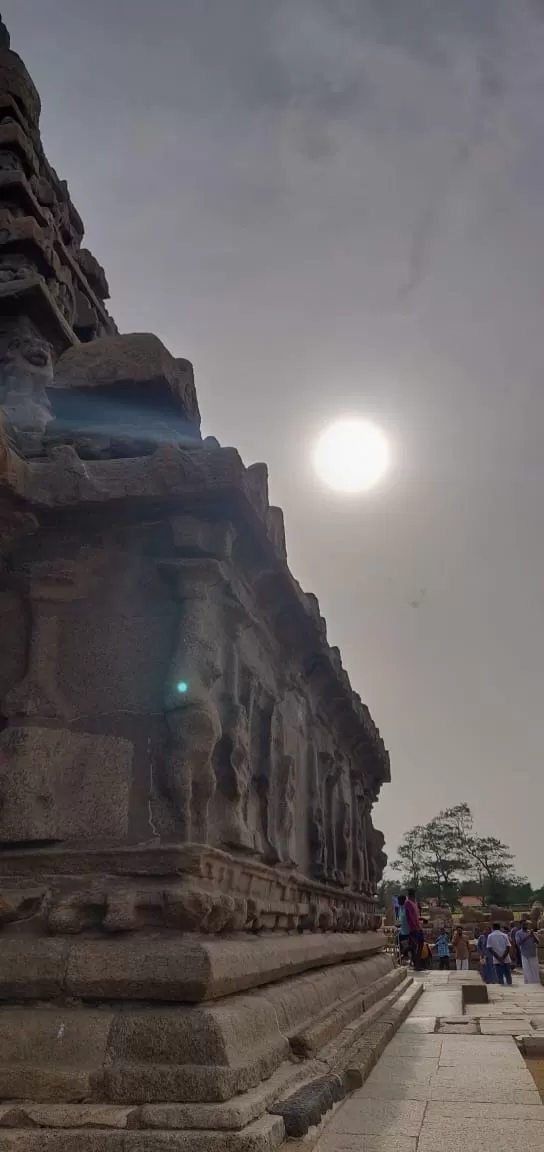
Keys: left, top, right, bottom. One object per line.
{"left": 313, "top": 419, "right": 390, "bottom": 494}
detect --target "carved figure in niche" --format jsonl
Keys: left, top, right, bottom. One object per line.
{"left": 214, "top": 700, "right": 253, "bottom": 851}
{"left": 351, "top": 779, "right": 370, "bottom": 893}
{"left": 367, "top": 823, "right": 386, "bottom": 893}
{"left": 321, "top": 750, "right": 339, "bottom": 881}
{"left": 0, "top": 319, "right": 53, "bottom": 456}
{"left": 308, "top": 740, "right": 326, "bottom": 880}
{"left": 250, "top": 688, "right": 278, "bottom": 863}
{"left": 165, "top": 675, "right": 221, "bottom": 844}
{"left": 268, "top": 701, "right": 297, "bottom": 867}
{"left": 276, "top": 750, "right": 296, "bottom": 865}
{"left": 163, "top": 577, "right": 223, "bottom": 844}
{"left": 334, "top": 758, "right": 352, "bottom": 887}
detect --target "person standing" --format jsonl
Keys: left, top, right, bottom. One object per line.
{"left": 515, "top": 919, "right": 540, "bottom": 984}
{"left": 435, "top": 930, "right": 450, "bottom": 970}
{"left": 477, "top": 927, "right": 496, "bottom": 984}
{"left": 397, "top": 895, "right": 409, "bottom": 962}
{"left": 487, "top": 922, "right": 512, "bottom": 986}
{"left": 509, "top": 922, "right": 521, "bottom": 971}
{"left": 453, "top": 926, "right": 470, "bottom": 971}
{"left": 405, "top": 888, "right": 423, "bottom": 971}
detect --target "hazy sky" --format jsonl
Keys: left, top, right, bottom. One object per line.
{"left": 6, "top": 0, "right": 544, "bottom": 882}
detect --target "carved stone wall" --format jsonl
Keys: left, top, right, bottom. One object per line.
{"left": 0, "top": 418, "right": 389, "bottom": 931}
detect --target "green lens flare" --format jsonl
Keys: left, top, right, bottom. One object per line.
{"left": 176, "top": 680, "right": 189, "bottom": 694}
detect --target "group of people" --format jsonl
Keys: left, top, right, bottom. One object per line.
{"left": 475, "top": 920, "right": 540, "bottom": 985}
{"left": 396, "top": 893, "right": 540, "bottom": 984}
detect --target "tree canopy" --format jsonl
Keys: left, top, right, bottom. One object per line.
{"left": 390, "top": 802, "right": 532, "bottom": 908}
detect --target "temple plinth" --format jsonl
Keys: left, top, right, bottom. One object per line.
{"left": 0, "top": 18, "right": 402, "bottom": 1151}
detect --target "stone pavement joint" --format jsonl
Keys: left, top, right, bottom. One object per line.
{"left": 313, "top": 970, "right": 544, "bottom": 1152}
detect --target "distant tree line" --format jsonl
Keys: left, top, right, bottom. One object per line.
{"left": 380, "top": 802, "right": 542, "bottom": 910}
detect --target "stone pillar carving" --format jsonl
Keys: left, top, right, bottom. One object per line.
{"left": 308, "top": 738, "right": 326, "bottom": 880}
{"left": 160, "top": 558, "right": 224, "bottom": 844}
{"left": 268, "top": 700, "right": 296, "bottom": 866}
{"left": 250, "top": 686, "right": 277, "bottom": 863}
{"left": 321, "top": 750, "right": 336, "bottom": 881}
{"left": 2, "top": 557, "right": 92, "bottom": 722}
{"left": 334, "top": 756, "right": 352, "bottom": 887}
{"left": 351, "top": 777, "right": 370, "bottom": 894}
{"left": 212, "top": 613, "right": 254, "bottom": 851}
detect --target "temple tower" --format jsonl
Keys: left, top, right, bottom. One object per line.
{"left": 0, "top": 18, "right": 401, "bottom": 1150}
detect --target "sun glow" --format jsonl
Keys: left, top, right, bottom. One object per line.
{"left": 313, "top": 419, "right": 390, "bottom": 494}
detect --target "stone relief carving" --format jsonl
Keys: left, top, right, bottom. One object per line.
{"left": 351, "top": 778, "right": 370, "bottom": 894}
{"left": 0, "top": 318, "right": 53, "bottom": 455}
{"left": 165, "top": 695, "right": 221, "bottom": 844}
{"left": 161, "top": 560, "right": 224, "bottom": 844}
{"left": 334, "top": 756, "right": 352, "bottom": 887}
{"left": 214, "top": 699, "right": 253, "bottom": 851}
{"left": 269, "top": 701, "right": 297, "bottom": 866}
{"left": 308, "top": 738, "right": 326, "bottom": 880}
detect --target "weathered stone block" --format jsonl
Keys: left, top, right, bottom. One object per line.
{"left": 0, "top": 1008, "right": 114, "bottom": 1066}
{"left": 0, "top": 1066, "right": 96, "bottom": 1105}
{"left": 270, "top": 1073, "right": 344, "bottom": 1137}
{"left": 0, "top": 939, "right": 68, "bottom": 999}
{"left": 63, "top": 932, "right": 385, "bottom": 1002}
{"left": 0, "top": 727, "right": 133, "bottom": 842}
{"left": 0, "top": 1114, "right": 286, "bottom": 1149}
{"left": 106, "top": 999, "right": 287, "bottom": 1071}
{"left": 103, "top": 1049, "right": 283, "bottom": 1105}
{"left": 54, "top": 334, "right": 200, "bottom": 428}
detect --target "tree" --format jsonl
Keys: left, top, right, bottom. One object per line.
{"left": 391, "top": 826, "right": 424, "bottom": 889}
{"left": 391, "top": 803, "right": 518, "bottom": 909}
{"left": 441, "top": 803, "right": 514, "bottom": 904}
{"left": 391, "top": 816, "right": 466, "bottom": 906}
{"left": 417, "top": 815, "right": 467, "bottom": 907}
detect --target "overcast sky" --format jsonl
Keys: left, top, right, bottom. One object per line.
{"left": 6, "top": 0, "right": 544, "bottom": 882}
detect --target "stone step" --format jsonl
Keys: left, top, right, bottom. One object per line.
{"left": 0, "top": 1113, "right": 284, "bottom": 1151}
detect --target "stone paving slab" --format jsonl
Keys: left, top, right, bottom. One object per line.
{"left": 438, "top": 1050, "right": 526, "bottom": 1066}
{"left": 437, "top": 1022, "right": 479, "bottom": 1034}
{"left": 357, "top": 1081, "right": 434, "bottom": 1101}
{"left": 480, "top": 1019, "right": 533, "bottom": 1034}
{"left": 430, "top": 1067, "right": 536, "bottom": 1089}
{"left": 464, "top": 1005, "right": 533, "bottom": 1016}
{"left": 418, "top": 1120, "right": 544, "bottom": 1152}
{"left": 314, "top": 971, "right": 544, "bottom": 1151}
{"left": 438, "top": 1038, "right": 527, "bottom": 1066}
{"left": 439, "top": 1033, "right": 516, "bottom": 1045}
{"left": 412, "top": 995, "right": 462, "bottom": 1016}
{"left": 386, "top": 1034, "right": 443, "bottom": 1058}
{"left": 325, "top": 1097, "right": 426, "bottom": 1137}
{"left": 428, "top": 1086, "right": 541, "bottom": 1104}
{"left": 366, "top": 1056, "right": 438, "bottom": 1080}
{"left": 426, "top": 1101, "right": 544, "bottom": 1120}
{"left": 317, "top": 1136, "right": 417, "bottom": 1152}
{"left": 398, "top": 1017, "right": 436, "bottom": 1033}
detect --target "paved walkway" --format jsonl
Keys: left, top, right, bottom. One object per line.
{"left": 315, "top": 970, "right": 544, "bottom": 1151}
